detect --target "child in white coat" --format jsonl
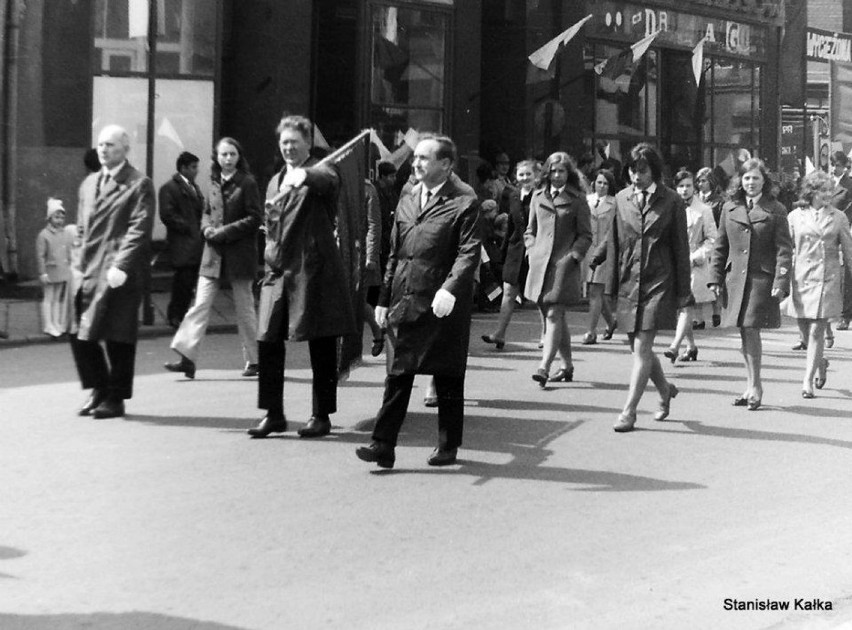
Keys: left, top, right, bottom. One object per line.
{"left": 36, "top": 198, "right": 73, "bottom": 337}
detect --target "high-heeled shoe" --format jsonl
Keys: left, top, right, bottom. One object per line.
{"left": 581, "top": 332, "right": 597, "bottom": 345}
{"left": 602, "top": 322, "right": 616, "bottom": 340}
{"left": 481, "top": 334, "right": 505, "bottom": 350}
{"left": 663, "top": 347, "right": 678, "bottom": 364}
{"left": 550, "top": 366, "right": 574, "bottom": 382}
{"left": 732, "top": 396, "right": 749, "bottom": 407}
{"left": 814, "top": 358, "right": 829, "bottom": 389}
{"left": 654, "top": 382, "right": 679, "bottom": 421}
{"left": 613, "top": 412, "right": 637, "bottom": 433}
{"left": 691, "top": 320, "right": 706, "bottom": 330}
{"left": 679, "top": 347, "right": 698, "bottom": 362}
{"left": 801, "top": 390, "right": 815, "bottom": 399}
{"left": 747, "top": 396, "right": 762, "bottom": 411}
{"left": 532, "top": 368, "right": 548, "bottom": 388}
{"left": 825, "top": 334, "right": 835, "bottom": 349}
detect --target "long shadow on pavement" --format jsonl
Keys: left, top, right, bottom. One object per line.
{"left": 665, "top": 420, "right": 852, "bottom": 450}
{"left": 0, "top": 613, "right": 251, "bottom": 630}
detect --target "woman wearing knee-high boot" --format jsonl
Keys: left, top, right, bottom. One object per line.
{"left": 524, "top": 153, "right": 592, "bottom": 388}
{"left": 709, "top": 158, "right": 793, "bottom": 410}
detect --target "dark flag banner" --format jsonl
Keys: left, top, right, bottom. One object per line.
{"left": 830, "top": 60, "right": 852, "bottom": 149}
{"left": 321, "top": 130, "right": 370, "bottom": 379}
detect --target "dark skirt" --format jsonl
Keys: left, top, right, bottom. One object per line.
{"left": 737, "top": 271, "right": 781, "bottom": 329}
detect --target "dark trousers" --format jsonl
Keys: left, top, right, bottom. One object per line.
{"left": 842, "top": 265, "right": 852, "bottom": 320}
{"left": 372, "top": 374, "right": 465, "bottom": 449}
{"left": 257, "top": 335, "right": 338, "bottom": 416}
{"left": 167, "top": 265, "right": 199, "bottom": 324}
{"left": 69, "top": 335, "right": 137, "bottom": 400}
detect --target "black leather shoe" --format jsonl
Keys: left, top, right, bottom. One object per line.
{"left": 550, "top": 366, "right": 573, "bottom": 382}
{"left": 791, "top": 341, "right": 808, "bottom": 351}
{"left": 481, "top": 334, "right": 505, "bottom": 350}
{"left": 712, "top": 314, "right": 721, "bottom": 327}
{"left": 164, "top": 354, "right": 196, "bottom": 379}
{"left": 298, "top": 415, "right": 332, "bottom": 438}
{"left": 692, "top": 320, "right": 706, "bottom": 330}
{"left": 78, "top": 389, "right": 106, "bottom": 416}
{"left": 92, "top": 397, "right": 125, "bottom": 419}
{"left": 427, "top": 447, "right": 458, "bottom": 466}
{"left": 602, "top": 323, "right": 616, "bottom": 340}
{"left": 355, "top": 441, "right": 395, "bottom": 468}
{"left": 532, "top": 368, "right": 548, "bottom": 388}
{"left": 247, "top": 413, "right": 288, "bottom": 438}
{"left": 732, "top": 396, "right": 749, "bottom": 407}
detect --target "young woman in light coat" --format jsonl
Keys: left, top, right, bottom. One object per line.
{"left": 664, "top": 170, "right": 717, "bottom": 362}
{"left": 582, "top": 168, "right": 617, "bottom": 344}
{"left": 785, "top": 170, "right": 852, "bottom": 398}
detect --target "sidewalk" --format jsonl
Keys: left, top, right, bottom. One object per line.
{"left": 0, "top": 282, "right": 238, "bottom": 347}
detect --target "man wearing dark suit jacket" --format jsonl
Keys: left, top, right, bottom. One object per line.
{"left": 71, "top": 125, "right": 155, "bottom": 418}
{"left": 159, "top": 151, "right": 203, "bottom": 327}
{"left": 356, "top": 136, "right": 481, "bottom": 468}
{"left": 830, "top": 151, "right": 852, "bottom": 329}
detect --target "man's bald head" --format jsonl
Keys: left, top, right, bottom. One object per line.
{"left": 97, "top": 125, "right": 130, "bottom": 169}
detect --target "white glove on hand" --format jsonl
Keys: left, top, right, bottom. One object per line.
{"left": 374, "top": 306, "right": 389, "bottom": 328}
{"left": 281, "top": 168, "right": 307, "bottom": 189}
{"left": 106, "top": 266, "right": 127, "bottom": 289}
{"left": 431, "top": 288, "right": 456, "bottom": 318}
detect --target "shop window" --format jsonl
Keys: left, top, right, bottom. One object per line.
{"left": 368, "top": 4, "right": 449, "bottom": 147}
{"left": 594, "top": 44, "right": 656, "bottom": 138}
{"left": 709, "top": 59, "right": 755, "bottom": 147}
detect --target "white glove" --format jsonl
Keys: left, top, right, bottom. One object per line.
{"left": 281, "top": 168, "right": 307, "bottom": 189}
{"left": 431, "top": 288, "right": 456, "bottom": 318}
{"left": 106, "top": 266, "right": 127, "bottom": 289}
{"left": 375, "top": 306, "right": 389, "bottom": 328}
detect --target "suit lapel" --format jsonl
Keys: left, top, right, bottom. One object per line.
{"left": 728, "top": 202, "right": 751, "bottom": 227}
{"left": 418, "top": 180, "right": 451, "bottom": 219}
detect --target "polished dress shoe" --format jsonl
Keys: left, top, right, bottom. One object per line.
{"left": 602, "top": 323, "right": 616, "bottom": 340}
{"left": 355, "top": 441, "right": 395, "bottom": 468}
{"left": 247, "top": 413, "right": 288, "bottom": 438}
{"left": 581, "top": 332, "right": 597, "bottom": 345}
{"left": 298, "top": 414, "right": 332, "bottom": 438}
{"left": 613, "top": 412, "right": 636, "bottom": 433}
{"left": 78, "top": 389, "right": 106, "bottom": 416}
{"left": 550, "top": 366, "right": 574, "bottom": 382}
{"left": 92, "top": 397, "right": 125, "bottom": 419}
{"left": 164, "top": 354, "right": 196, "bottom": 379}
{"left": 427, "top": 447, "right": 458, "bottom": 466}
{"left": 481, "top": 334, "right": 505, "bottom": 350}
{"left": 746, "top": 396, "right": 761, "bottom": 411}
{"left": 791, "top": 341, "right": 808, "bottom": 351}
{"left": 654, "top": 383, "right": 678, "bottom": 421}
{"left": 712, "top": 314, "right": 721, "bottom": 328}
{"left": 371, "top": 336, "right": 385, "bottom": 357}
{"left": 532, "top": 368, "right": 548, "bottom": 388}
{"left": 241, "top": 363, "right": 259, "bottom": 377}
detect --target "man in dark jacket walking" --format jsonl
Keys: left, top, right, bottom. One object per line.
{"left": 247, "top": 115, "right": 356, "bottom": 439}
{"left": 71, "top": 124, "right": 155, "bottom": 418}
{"left": 159, "top": 151, "right": 203, "bottom": 327}
{"left": 356, "top": 135, "right": 481, "bottom": 468}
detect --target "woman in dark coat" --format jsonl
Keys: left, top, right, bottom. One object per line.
{"left": 589, "top": 143, "right": 692, "bottom": 432}
{"left": 482, "top": 159, "right": 539, "bottom": 348}
{"left": 165, "top": 137, "right": 262, "bottom": 377}
{"left": 709, "top": 158, "right": 793, "bottom": 410}
{"left": 524, "top": 152, "right": 592, "bottom": 387}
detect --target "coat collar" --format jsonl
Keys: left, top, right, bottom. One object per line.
{"left": 728, "top": 197, "right": 770, "bottom": 225}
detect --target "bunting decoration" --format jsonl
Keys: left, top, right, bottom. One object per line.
{"left": 692, "top": 36, "right": 708, "bottom": 85}
{"left": 527, "top": 14, "right": 593, "bottom": 71}
{"left": 594, "top": 30, "right": 660, "bottom": 79}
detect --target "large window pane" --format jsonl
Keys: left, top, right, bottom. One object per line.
{"left": 370, "top": 6, "right": 446, "bottom": 109}
{"left": 156, "top": 0, "right": 217, "bottom": 76}
{"left": 595, "top": 44, "right": 653, "bottom": 137}
{"left": 371, "top": 106, "right": 443, "bottom": 149}
{"left": 709, "top": 59, "right": 754, "bottom": 147}
{"left": 94, "top": 0, "right": 148, "bottom": 72}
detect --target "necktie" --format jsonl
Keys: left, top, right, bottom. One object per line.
{"left": 422, "top": 190, "right": 432, "bottom": 208}
{"left": 594, "top": 197, "right": 601, "bottom": 208}
{"left": 638, "top": 190, "right": 647, "bottom": 209}
{"left": 97, "top": 172, "right": 110, "bottom": 196}
{"left": 747, "top": 198, "right": 754, "bottom": 210}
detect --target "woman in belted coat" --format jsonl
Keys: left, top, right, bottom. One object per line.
{"left": 166, "top": 137, "right": 262, "bottom": 377}
{"left": 589, "top": 143, "right": 692, "bottom": 432}
{"left": 524, "top": 152, "right": 592, "bottom": 387}
{"left": 710, "top": 158, "right": 793, "bottom": 410}
{"left": 482, "top": 159, "right": 540, "bottom": 349}
{"left": 582, "top": 168, "right": 618, "bottom": 345}
{"left": 664, "top": 169, "right": 717, "bottom": 363}
{"left": 785, "top": 170, "right": 852, "bottom": 398}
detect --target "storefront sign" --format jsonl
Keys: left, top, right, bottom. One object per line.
{"left": 806, "top": 28, "right": 852, "bottom": 63}
{"left": 780, "top": 121, "right": 804, "bottom": 172}
{"left": 587, "top": 1, "right": 767, "bottom": 58}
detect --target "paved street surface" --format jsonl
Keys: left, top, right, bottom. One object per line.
{"left": 2, "top": 308, "right": 852, "bottom": 630}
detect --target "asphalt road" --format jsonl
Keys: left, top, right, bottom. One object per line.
{"left": 2, "top": 310, "right": 851, "bottom": 630}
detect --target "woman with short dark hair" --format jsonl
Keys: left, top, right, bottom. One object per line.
{"left": 709, "top": 158, "right": 793, "bottom": 410}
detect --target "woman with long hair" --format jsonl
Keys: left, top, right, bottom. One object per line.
{"left": 589, "top": 143, "right": 692, "bottom": 432}
{"left": 582, "top": 168, "right": 617, "bottom": 344}
{"left": 482, "top": 159, "right": 540, "bottom": 349}
{"left": 785, "top": 170, "right": 852, "bottom": 398}
{"left": 664, "top": 169, "right": 717, "bottom": 362}
{"left": 524, "top": 152, "right": 592, "bottom": 387}
{"left": 709, "top": 158, "right": 793, "bottom": 410}
{"left": 164, "top": 137, "right": 262, "bottom": 378}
